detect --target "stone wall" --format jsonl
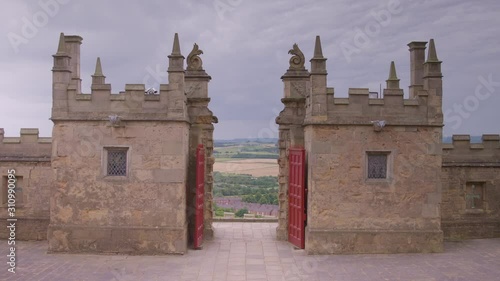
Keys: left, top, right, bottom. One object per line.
{"left": 277, "top": 37, "right": 445, "bottom": 254}
{"left": 0, "top": 129, "right": 52, "bottom": 240}
{"left": 304, "top": 125, "right": 443, "bottom": 254}
{"left": 441, "top": 135, "right": 500, "bottom": 240}
{"left": 47, "top": 33, "right": 191, "bottom": 254}
{"left": 48, "top": 121, "right": 190, "bottom": 254}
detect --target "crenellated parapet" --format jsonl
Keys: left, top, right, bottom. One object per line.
{"left": 279, "top": 36, "right": 443, "bottom": 128}
{"left": 322, "top": 87, "right": 429, "bottom": 125}
{"left": 0, "top": 128, "right": 51, "bottom": 162}
{"left": 62, "top": 83, "right": 181, "bottom": 120}
{"left": 51, "top": 33, "right": 189, "bottom": 122}
{"left": 442, "top": 135, "right": 500, "bottom": 166}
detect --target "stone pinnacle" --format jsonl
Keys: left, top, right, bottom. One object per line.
{"left": 313, "top": 35, "right": 324, "bottom": 59}
{"left": 388, "top": 61, "right": 398, "bottom": 80}
{"left": 172, "top": 33, "right": 181, "bottom": 56}
{"left": 427, "top": 39, "right": 439, "bottom": 62}
{"left": 56, "top": 32, "right": 66, "bottom": 55}
{"left": 94, "top": 57, "right": 104, "bottom": 76}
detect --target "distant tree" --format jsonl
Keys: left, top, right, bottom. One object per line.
{"left": 235, "top": 208, "right": 249, "bottom": 217}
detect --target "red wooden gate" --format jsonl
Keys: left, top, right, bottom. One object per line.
{"left": 288, "top": 147, "right": 306, "bottom": 249}
{"left": 193, "top": 144, "right": 205, "bottom": 249}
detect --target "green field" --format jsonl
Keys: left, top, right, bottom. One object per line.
{"left": 214, "top": 139, "right": 279, "bottom": 159}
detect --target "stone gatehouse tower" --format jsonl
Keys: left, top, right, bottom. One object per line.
{"left": 277, "top": 37, "right": 445, "bottom": 253}
{"left": 47, "top": 33, "right": 216, "bottom": 254}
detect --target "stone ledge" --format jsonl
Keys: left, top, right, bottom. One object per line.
{"left": 305, "top": 228, "right": 443, "bottom": 254}
{"left": 442, "top": 162, "right": 500, "bottom": 167}
{"left": 47, "top": 224, "right": 187, "bottom": 255}
{"left": 0, "top": 156, "right": 51, "bottom": 162}
{"left": 442, "top": 220, "right": 500, "bottom": 240}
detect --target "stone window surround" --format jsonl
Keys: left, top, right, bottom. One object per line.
{"left": 364, "top": 150, "right": 394, "bottom": 184}
{"left": 464, "top": 181, "right": 486, "bottom": 214}
{"left": 101, "top": 146, "right": 131, "bottom": 180}
{"left": 1, "top": 175, "right": 24, "bottom": 208}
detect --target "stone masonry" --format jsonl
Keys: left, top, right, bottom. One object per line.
{"left": 442, "top": 135, "right": 500, "bottom": 239}
{"left": 0, "top": 33, "right": 498, "bottom": 256}
{"left": 277, "top": 37, "right": 472, "bottom": 254}
{"left": 44, "top": 32, "right": 215, "bottom": 254}
{"left": 0, "top": 129, "right": 52, "bottom": 241}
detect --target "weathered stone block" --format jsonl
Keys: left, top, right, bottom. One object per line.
{"left": 305, "top": 228, "right": 443, "bottom": 254}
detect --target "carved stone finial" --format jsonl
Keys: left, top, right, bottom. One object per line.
{"left": 187, "top": 43, "right": 204, "bottom": 71}
{"left": 427, "top": 38, "right": 440, "bottom": 62}
{"left": 94, "top": 57, "right": 104, "bottom": 77}
{"left": 56, "top": 32, "right": 66, "bottom": 55}
{"left": 171, "top": 33, "right": 182, "bottom": 56}
{"left": 288, "top": 43, "right": 305, "bottom": 70}
{"left": 386, "top": 61, "right": 400, "bottom": 89}
{"left": 313, "top": 36, "right": 324, "bottom": 59}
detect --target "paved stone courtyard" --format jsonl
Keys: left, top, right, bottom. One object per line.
{"left": 1, "top": 222, "right": 499, "bottom": 281}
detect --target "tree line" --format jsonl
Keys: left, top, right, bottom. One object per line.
{"left": 213, "top": 172, "right": 279, "bottom": 205}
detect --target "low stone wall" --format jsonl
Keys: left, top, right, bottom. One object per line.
{"left": 47, "top": 224, "right": 187, "bottom": 254}
{"left": 0, "top": 217, "right": 49, "bottom": 241}
{"left": 0, "top": 129, "right": 52, "bottom": 241}
{"left": 441, "top": 135, "right": 500, "bottom": 240}
{"left": 306, "top": 229, "right": 443, "bottom": 254}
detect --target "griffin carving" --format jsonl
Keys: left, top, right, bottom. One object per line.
{"left": 288, "top": 43, "right": 305, "bottom": 70}
{"left": 187, "top": 43, "right": 204, "bottom": 71}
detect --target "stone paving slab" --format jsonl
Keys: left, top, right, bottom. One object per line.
{"left": 0, "top": 222, "right": 499, "bottom": 281}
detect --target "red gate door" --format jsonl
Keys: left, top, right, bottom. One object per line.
{"left": 193, "top": 144, "right": 205, "bottom": 249}
{"left": 288, "top": 147, "right": 306, "bottom": 249}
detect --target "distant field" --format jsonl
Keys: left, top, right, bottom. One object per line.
{"left": 214, "top": 141, "right": 278, "bottom": 159}
{"left": 213, "top": 159, "right": 279, "bottom": 177}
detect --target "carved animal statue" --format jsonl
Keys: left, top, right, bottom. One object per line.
{"left": 187, "top": 43, "right": 204, "bottom": 71}
{"left": 288, "top": 43, "right": 305, "bottom": 70}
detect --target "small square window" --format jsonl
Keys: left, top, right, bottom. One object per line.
{"left": 367, "top": 153, "right": 388, "bottom": 179}
{"left": 2, "top": 175, "right": 24, "bottom": 206}
{"left": 106, "top": 149, "right": 128, "bottom": 176}
{"left": 465, "top": 182, "right": 484, "bottom": 210}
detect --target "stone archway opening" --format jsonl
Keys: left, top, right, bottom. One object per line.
{"left": 209, "top": 142, "right": 281, "bottom": 232}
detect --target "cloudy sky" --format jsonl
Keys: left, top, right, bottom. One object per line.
{"left": 1, "top": 0, "right": 499, "bottom": 140}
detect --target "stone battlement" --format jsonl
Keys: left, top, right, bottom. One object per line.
{"left": 322, "top": 87, "right": 431, "bottom": 126}
{"left": 443, "top": 134, "right": 500, "bottom": 165}
{"left": 51, "top": 33, "right": 188, "bottom": 122}
{"left": 63, "top": 83, "right": 179, "bottom": 120}
{"left": 280, "top": 37, "right": 443, "bottom": 128}
{"left": 0, "top": 128, "right": 51, "bottom": 162}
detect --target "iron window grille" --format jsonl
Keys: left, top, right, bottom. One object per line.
{"left": 107, "top": 149, "right": 127, "bottom": 176}
{"left": 367, "top": 153, "right": 388, "bottom": 179}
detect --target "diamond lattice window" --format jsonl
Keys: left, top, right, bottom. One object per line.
{"left": 367, "top": 154, "right": 387, "bottom": 179}
{"left": 107, "top": 149, "right": 127, "bottom": 176}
